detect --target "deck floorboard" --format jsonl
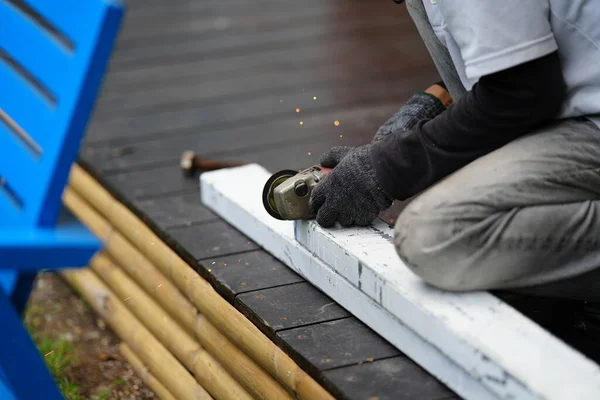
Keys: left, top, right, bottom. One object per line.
{"left": 81, "top": 1, "right": 472, "bottom": 398}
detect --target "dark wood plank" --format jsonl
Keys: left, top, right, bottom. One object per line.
{"left": 83, "top": 102, "right": 403, "bottom": 174}
{"left": 199, "top": 250, "right": 305, "bottom": 303}
{"left": 109, "top": 14, "right": 405, "bottom": 69}
{"left": 323, "top": 357, "right": 458, "bottom": 400}
{"left": 212, "top": 134, "right": 366, "bottom": 173}
{"left": 134, "top": 193, "right": 218, "bottom": 230}
{"left": 86, "top": 78, "right": 433, "bottom": 145}
{"left": 121, "top": 0, "right": 331, "bottom": 24}
{"left": 95, "top": 51, "right": 430, "bottom": 118}
{"left": 117, "top": 2, "right": 403, "bottom": 47}
{"left": 234, "top": 282, "right": 350, "bottom": 340}
{"left": 276, "top": 318, "right": 401, "bottom": 372}
{"left": 102, "top": 27, "right": 423, "bottom": 94}
{"left": 91, "top": 130, "right": 367, "bottom": 202}
{"left": 165, "top": 220, "right": 259, "bottom": 262}
{"left": 90, "top": 122, "right": 379, "bottom": 206}
{"left": 102, "top": 164, "right": 199, "bottom": 200}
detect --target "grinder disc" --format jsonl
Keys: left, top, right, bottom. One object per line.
{"left": 262, "top": 169, "right": 298, "bottom": 220}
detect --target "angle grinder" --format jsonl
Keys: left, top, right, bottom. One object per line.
{"left": 262, "top": 165, "right": 332, "bottom": 220}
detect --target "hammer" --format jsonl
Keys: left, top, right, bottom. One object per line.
{"left": 180, "top": 151, "right": 246, "bottom": 175}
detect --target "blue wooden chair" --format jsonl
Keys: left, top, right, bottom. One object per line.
{"left": 0, "top": 1, "right": 124, "bottom": 398}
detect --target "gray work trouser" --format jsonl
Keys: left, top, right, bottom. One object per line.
{"left": 394, "top": 0, "right": 600, "bottom": 302}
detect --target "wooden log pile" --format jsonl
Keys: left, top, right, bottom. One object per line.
{"left": 61, "top": 164, "right": 334, "bottom": 400}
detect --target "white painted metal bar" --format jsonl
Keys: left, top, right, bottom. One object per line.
{"left": 200, "top": 163, "right": 600, "bottom": 400}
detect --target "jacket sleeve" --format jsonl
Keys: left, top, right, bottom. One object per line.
{"left": 370, "top": 51, "right": 567, "bottom": 200}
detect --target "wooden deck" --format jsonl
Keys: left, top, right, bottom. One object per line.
{"left": 78, "top": 0, "right": 596, "bottom": 398}
{"left": 79, "top": 0, "right": 455, "bottom": 398}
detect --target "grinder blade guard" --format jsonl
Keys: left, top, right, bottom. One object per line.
{"left": 262, "top": 166, "right": 331, "bottom": 220}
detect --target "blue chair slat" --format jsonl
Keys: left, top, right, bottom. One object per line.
{"left": 21, "top": 0, "right": 107, "bottom": 46}
{"left": 0, "top": 60, "right": 56, "bottom": 145}
{"left": 0, "top": 0, "right": 125, "bottom": 398}
{"left": 0, "top": 224, "right": 100, "bottom": 270}
{"left": 0, "top": 126, "right": 29, "bottom": 211}
{"left": 0, "top": 3, "right": 123, "bottom": 229}
{"left": 0, "top": 129, "right": 40, "bottom": 228}
{"left": 0, "top": 288, "right": 64, "bottom": 400}
{"left": 0, "top": 1, "right": 73, "bottom": 98}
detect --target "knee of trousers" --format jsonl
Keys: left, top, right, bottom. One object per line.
{"left": 393, "top": 196, "right": 486, "bottom": 292}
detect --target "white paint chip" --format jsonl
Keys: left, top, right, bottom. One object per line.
{"left": 200, "top": 164, "right": 600, "bottom": 400}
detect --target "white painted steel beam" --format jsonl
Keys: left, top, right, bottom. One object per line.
{"left": 200, "top": 163, "right": 600, "bottom": 400}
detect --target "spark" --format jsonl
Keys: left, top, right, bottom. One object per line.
{"left": 299, "top": 121, "right": 304, "bottom": 125}
{"left": 124, "top": 296, "right": 132, "bottom": 302}
{"left": 212, "top": 261, "right": 216, "bottom": 265}
{"left": 339, "top": 134, "right": 343, "bottom": 138}
{"left": 208, "top": 269, "right": 212, "bottom": 272}
{"left": 307, "top": 152, "right": 312, "bottom": 156}
{"left": 313, "top": 96, "right": 317, "bottom": 100}
{"left": 45, "top": 350, "right": 54, "bottom": 357}
{"left": 334, "top": 120, "right": 340, "bottom": 126}
{"left": 296, "top": 108, "right": 301, "bottom": 113}
{"left": 157, "top": 284, "right": 162, "bottom": 289}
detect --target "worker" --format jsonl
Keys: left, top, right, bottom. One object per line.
{"left": 309, "top": 0, "right": 600, "bottom": 301}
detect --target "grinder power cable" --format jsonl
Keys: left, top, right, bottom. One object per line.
{"left": 262, "top": 165, "right": 332, "bottom": 220}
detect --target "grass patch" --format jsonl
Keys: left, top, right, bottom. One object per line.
{"left": 28, "top": 334, "right": 118, "bottom": 400}
{"left": 35, "top": 335, "right": 85, "bottom": 399}
{"left": 37, "top": 336, "right": 78, "bottom": 377}
{"left": 23, "top": 304, "right": 88, "bottom": 399}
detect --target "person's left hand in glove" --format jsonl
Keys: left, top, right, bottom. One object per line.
{"left": 308, "top": 144, "right": 394, "bottom": 228}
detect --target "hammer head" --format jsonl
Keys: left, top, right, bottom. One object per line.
{"left": 180, "top": 150, "right": 196, "bottom": 174}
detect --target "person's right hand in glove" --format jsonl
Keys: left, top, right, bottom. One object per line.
{"left": 307, "top": 82, "right": 452, "bottom": 228}
{"left": 308, "top": 144, "right": 394, "bottom": 227}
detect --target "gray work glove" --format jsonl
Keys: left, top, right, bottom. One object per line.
{"left": 373, "top": 91, "right": 447, "bottom": 142}
{"left": 309, "top": 145, "right": 393, "bottom": 228}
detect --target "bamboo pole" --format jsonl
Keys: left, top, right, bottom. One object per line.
{"left": 67, "top": 165, "right": 333, "bottom": 400}
{"left": 67, "top": 165, "right": 334, "bottom": 400}
{"left": 91, "top": 253, "right": 253, "bottom": 400}
{"left": 119, "top": 343, "right": 177, "bottom": 400}
{"left": 61, "top": 268, "right": 212, "bottom": 400}
{"left": 63, "top": 188, "right": 199, "bottom": 336}
{"left": 63, "top": 189, "right": 293, "bottom": 400}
